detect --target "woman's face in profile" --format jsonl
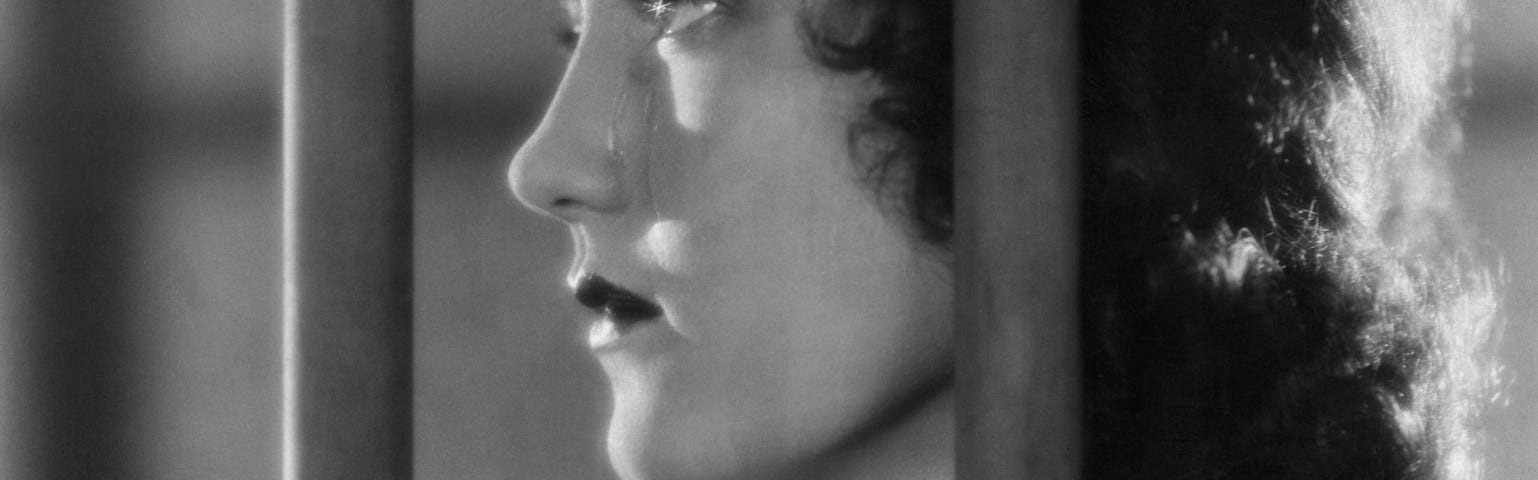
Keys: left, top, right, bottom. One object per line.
{"left": 509, "top": 1, "right": 953, "bottom": 478}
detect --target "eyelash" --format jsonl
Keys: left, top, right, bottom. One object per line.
{"left": 550, "top": 0, "right": 728, "bottom": 54}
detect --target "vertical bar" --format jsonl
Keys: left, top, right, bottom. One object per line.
{"left": 282, "top": 1, "right": 413, "bottom": 479}
{"left": 953, "top": 0, "right": 1080, "bottom": 479}
{"left": 5, "top": 2, "right": 147, "bottom": 478}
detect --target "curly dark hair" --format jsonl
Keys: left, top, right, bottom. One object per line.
{"left": 799, "top": 0, "right": 1501, "bottom": 479}
{"left": 798, "top": 0, "right": 954, "bottom": 243}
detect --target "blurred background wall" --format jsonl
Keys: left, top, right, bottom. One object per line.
{"left": 0, "top": 1, "right": 1532, "bottom": 479}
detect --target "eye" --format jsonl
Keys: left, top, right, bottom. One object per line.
{"left": 550, "top": 0, "right": 726, "bottom": 55}
{"left": 662, "top": 1, "right": 720, "bottom": 36}
{"left": 641, "top": 0, "right": 726, "bottom": 40}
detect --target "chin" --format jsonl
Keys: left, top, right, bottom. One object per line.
{"left": 606, "top": 412, "right": 730, "bottom": 480}
{"left": 604, "top": 390, "right": 801, "bottom": 480}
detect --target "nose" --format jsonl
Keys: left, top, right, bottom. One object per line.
{"left": 509, "top": 74, "right": 626, "bottom": 223}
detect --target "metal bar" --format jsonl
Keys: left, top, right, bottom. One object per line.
{"left": 953, "top": 0, "right": 1081, "bottom": 478}
{"left": 282, "top": 1, "right": 414, "bottom": 479}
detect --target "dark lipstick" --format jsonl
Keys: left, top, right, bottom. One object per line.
{"left": 574, "top": 274, "right": 663, "bottom": 325}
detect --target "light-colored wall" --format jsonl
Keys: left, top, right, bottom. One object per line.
{"left": 1460, "top": 2, "right": 1538, "bottom": 478}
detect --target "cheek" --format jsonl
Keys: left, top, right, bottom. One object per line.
{"left": 656, "top": 211, "right": 954, "bottom": 470}
{"left": 656, "top": 8, "right": 818, "bottom": 135}
{"left": 607, "top": 7, "right": 955, "bottom": 476}
{"left": 646, "top": 67, "right": 894, "bottom": 345}
{"left": 636, "top": 220, "right": 690, "bottom": 275}
{"left": 660, "top": 48, "right": 718, "bottom": 131}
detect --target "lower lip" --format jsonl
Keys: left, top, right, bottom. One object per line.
{"left": 588, "top": 317, "right": 665, "bottom": 354}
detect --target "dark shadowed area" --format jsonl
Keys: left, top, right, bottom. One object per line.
{"left": 0, "top": 1, "right": 1531, "bottom": 479}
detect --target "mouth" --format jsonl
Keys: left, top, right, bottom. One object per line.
{"left": 574, "top": 274, "right": 664, "bottom": 350}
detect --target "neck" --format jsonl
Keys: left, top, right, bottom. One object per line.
{"left": 795, "top": 386, "right": 955, "bottom": 480}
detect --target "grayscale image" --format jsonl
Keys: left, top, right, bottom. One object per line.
{"left": 0, "top": 1, "right": 1534, "bottom": 479}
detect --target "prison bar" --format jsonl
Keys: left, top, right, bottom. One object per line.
{"left": 282, "top": 1, "right": 414, "bottom": 479}
{"left": 953, "top": 0, "right": 1082, "bottom": 478}
{"left": 6, "top": 2, "right": 147, "bottom": 478}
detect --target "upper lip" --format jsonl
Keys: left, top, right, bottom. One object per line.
{"left": 574, "top": 274, "right": 663, "bottom": 323}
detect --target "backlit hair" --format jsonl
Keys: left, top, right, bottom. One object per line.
{"left": 798, "top": 0, "right": 1502, "bottom": 478}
